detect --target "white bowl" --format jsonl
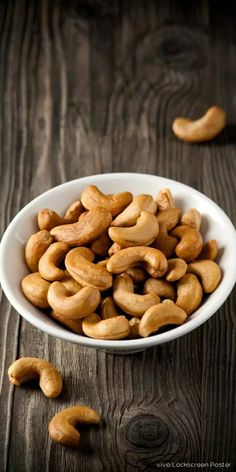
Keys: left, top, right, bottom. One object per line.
{"left": 0, "top": 173, "right": 236, "bottom": 354}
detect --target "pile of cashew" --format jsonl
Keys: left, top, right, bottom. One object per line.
{"left": 22, "top": 185, "right": 222, "bottom": 340}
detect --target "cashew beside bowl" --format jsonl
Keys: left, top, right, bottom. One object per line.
{"left": 8, "top": 357, "right": 63, "bottom": 398}
{"left": 49, "top": 405, "right": 100, "bottom": 447}
{"left": 172, "top": 106, "right": 226, "bottom": 143}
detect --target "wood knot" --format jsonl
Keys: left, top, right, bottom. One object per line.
{"left": 126, "top": 414, "right": 169, "bottom": 448}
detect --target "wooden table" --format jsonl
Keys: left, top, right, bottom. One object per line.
{"left": 0, "top": 1, "right": 235, "bottom": 471}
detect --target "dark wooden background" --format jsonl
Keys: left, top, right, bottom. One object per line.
{"left": 0, "top": 1, "right": 236, "bottom": 471}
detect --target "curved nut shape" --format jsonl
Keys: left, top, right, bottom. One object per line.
{"left": 187, "top": 260, "right": 221, "bottom": 293}
{"left": 90, "top": 233, "right": 111, "bottom": 257}
{"left": 129, "top": 317, "right": 141, "bottom": 339}
{"left": 108, "top": 242, "right": 121, "bottom": 256}
{"left": 65, "top": 248, "right": 113, "bottom": 291}
{"left": 112, "top": 194, "right": 157, "bottom": 227}
{"left": 61, "top": 271, "right": 82, "bottom": 295}
{"left": 50, "top": 207, "right": 112, "bottom": 246}
{"left": 171, "top": 225, "right": 203, "bottom": 262}
{"left": 113, "top": 273, "right": 160, "bottom": 317}
{"left": 22, "top": 273, "right": 50, "bottom": 308}
{"left": 8, "top": 357, "right": 62, "bottom": 398}
{"left": 198, "top": 240, "right": 218, "bottom": 261}
{"left": 38, "top": 242, "right": 69, "bottom": 282}
{"left": 143, "top": 278, "right": 176, "bottom": 301}
{"left": 49, "top": 406, "right": 100, "bottom": 447}
{"left": 50, "top": 310, "right": 83, "bottom": 335}
{"left": 180, "top": 208, "right": 201, "bottom": 230}
{"left": 81, "top": 185, "right": 132, "bottom": 216}
{"left": 107, "top": 247, "right": 168, "bottom": 278}
{"left": 38, "top": 201, "right": 84, "bottom": 231}
{"left": 25, "top": 230, "right": 54, "bottom": 272}
{"left": 82, "top": 313, "right": 130, "bottom": 340}
{"left": 172, "top": 106, "right": 226, "bottom": 143}
{"left": 47, "top": 282, "right": 101, "bottom": 319}
{"left": 109, "top": 211, "right": 159, "bottom": 247}
{"left": 126, "top": 267, "right": 147, "bottom": 284}
{"left": 156, "top": 188, "right": 175, "bottom": 211}
{"left": 153, "top": 208, "right": 181, "bottom": 257}
{"left": 139, "top": 304, "right": 187, "bottom": 337}
{"left": 176, "top": 273, "right": 203, "bottom": 315}
{"left": 101, "top": 297, "right": 119, "bottom": 320}
{"left": 165, "top": 258, "right": 187, "bottom": 282}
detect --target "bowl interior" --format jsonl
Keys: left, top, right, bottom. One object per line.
{"left": 1, "top": 173, "right": 236, "bottom": 351}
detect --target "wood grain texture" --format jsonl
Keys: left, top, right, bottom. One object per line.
{"left": 0, "top": 0, "right": 236, "bottom": 471}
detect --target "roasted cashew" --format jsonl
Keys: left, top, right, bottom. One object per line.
{"left": 198, "top": 240, "right": 218, "bottom": 261}
{"left": 101, "top": 297, "right": 119, "bottom": 320}
{"left": 38, "top": 242, "right": 69, "bottom": 282}
{"left": 38, "top": 201, "right": 84, "bottom": 231}
{"left": 129, "top": 317, "right": 140, "bottom": 339}
{"left": 61, "top": 271, "right": 82, "bottom": 295}
{"left": 139, "top": 303, "right": 187, "bottom": 337}
{"left": 162, "top": 299, "right": 175, "bottom": 305}
{"left": 108, "top": 242, "right": 121, "bottom": 256}
{"left": 153, "top": 208, "right": 181, "bottom": 257}
{"left": 50, "top": 310, "right": 83, "bottom": 335}
{"left": 172, "top": 106, "right": 226, "bottom": 143}
{"left": 113, "top": 273, "right": 160, "bottom": 317}
{"left": 50, "top": 207, "right": 112, "bottom": 246}
{"left": 187, "top": 260, "right": 221, "bottom": 293}
{"left": 180, "top": 208, "right": 201, "bottom": 230}
{"left": 107, "top": 246, "right": 168, "bottom": 278}
{"left": 47, "top": 282, "right": 101, "bottom": 319}
{"left": 90, "top": 233, "right": 111, "bottom": 257}
{"left": 49, "top": 406, "right": 100, "bottom": 447}
{"left": 22, "top": 272, "right": 50, "bottom": 308}
{"left": 126, "top": 267, "right": 147, "bottom": 284}
{"left": 8, "top": 357, "right": 62, "bottom": 398}
{"left": 171, "top": 225, "right": 203, "bottom": 262}
{"left": 82, "top": 313, "right": 130, "bottom": 340}
{"left": 109, "top": 211, "right": 159, "bottom": 247}
{"left": 156, "top": 188, "right": 175, "bottom": 211}
{"left": 176, "top": 273, "right": 203, "bottom": 315}
{"left": 25, "top": 230, "right": 54, "bottom": 272}
{"left": 81, "top": 185, "right": 133, "bottom": 216}
{"left": 165, "top": 258, "right": 187, "bottom": 282}
{"left": 112, "top": 194, "right": 157, "bottom": 227}
{"left": 143, "top": 278, "right": 176, "bottom": 301}
{"left": 65, "top": 248, "right": 112, "bottom": 291}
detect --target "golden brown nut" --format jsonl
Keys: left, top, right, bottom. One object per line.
{"left": 107, "top": 246, "right": 168, "bottom": 278}
{"left": 50, "top": 310, "right": 83, "bottom": 335}
{"left": 139, "top": 303, "right": 187, "bottom": 337}
{"left": 129, "top": 317, "right": 141, "bottom": 338}
{"left": 25, "top": 230, "right": 54, "bottom": 272}
{"left": 180, "top": 208, "right": 201, "bottom": 230}
{"left": 198, "top": 240, "right": 218, "bottom": 261}
{"left": 153, "top": 208, "right": 181, "bottom": 257}
{"left": 21, "top": 272, "right": 50, "bottom": 308}
{"left": 47, "top": 282, "right": 101, "bottom": 319}
{"left": 112, "top": 194, "right": 157, "bottom": 227}
{"left": 38, "top": 201, "right": 84, "bottom": 231}
{"left": 38, "top": 242, "right": 69, "bottom": 282}
{"left": 90, "top": 233, "right": 111, "bottom": 257}
{"left": 187, "top": 260, "right": 221, "bottom": 293}
{"left": 109, "top": 211, "right": 159, "bottom": 247}
{"left": 156, "top": 188, "right": 175, "bottom": 211}
{"left": 101, "top": 297, "right": 119, "bottom": 320}
{"left": 165, "top": 258, "right": 187, "bottom": 282}
{"left": 82, "top": 313, "right": 130, "bottom": 340}
{"left": 60, "top": 271, "right": 82, "bottom": 295}
{"left": 176, "top": 273, "right": 203, "bottom": 315}
{"left": 126, "top": 267, "right": 147, "bottom": 284}
{"left": 172, "top": 106, "right": 226, "bottom": 143}
{"left": 171, "top": 225, "right": 203, "bottom": 262}
{"left": 108, "top": 242, "right": 122, "bottom": 256}
{"left": 143, "top": 278, "right": 176, "bottom": 301}
{"left": 81, "top": 185, "right": 133, "bottom": 216}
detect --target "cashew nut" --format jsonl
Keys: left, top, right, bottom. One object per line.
{"left": 153, "top": 208, "right": 181, "bottom": 257}
{"left": 139, "top": 303, "right": 187, "bottom": 337}
{"left": 50, "top": 207, "right": 112, "bottom": 246}
{"left": 82, "top": 313, "right": 130, "bottom": 340}
{"left": 162, "top": 299, "right": 175, "bottom": 305}
{"left": 112, "top": 194, "right": 157, "bottom": 227}
{"left": 61, "top": 271, "right": 82, "bottom": 295}
{"left": 180, "top": 208, "right": 201, "bottom": 230}
{"left": 156, "top": 188, "right": 175, "bottom": 211}
{"left": 143, "top": 278, "right": 176, "bottom": 301}
{"left": 126, "top": 267, "right": 147, "bottom": 284}
{"left": 101, "top": 297, "right": 119, "bottom": 320}
{"left": 25, "top": 230, "right": 54, "bottom": 272}
{"left": 113, "top": 273, "right": 160, "bottom": 317}
{"left": 49, "top": 406, "right": 100, "bottom": 447}
{"left": 109, "top": 211, "right": 159, "bottom": 247}
{"left": 65, "top": 248, "right": 112, "bottom": 291}
{"left": 47, "top": 282, "right": 101, "bottom": 319}
{"left": 171, "top": 225, "right": 203, "bottom": 262}
{"left": 108, "top": 242, "right": 121, "bottom": 256}
{"left": 90, "top": 233, "right": 111, "bottom": 257}
{"left": 129, "top": 317, "right": 140, "bottom": 339}
{"left": 8, "top": 357, "right": 62, "bottom": 398}
{"left": 176, "top": 273, "right": 203, "bottom": 315}
{"left": 81, "top": 185, "right": 133, "bottom": 216}
{"left": 38, "top": 201, "right": 84, "bottom": 231}
{"left": 198, "top": 240, "right": 218, "bottom": 261}
{"left": 172, "top": 106, "right": 226, "bottom": 143}
{"left": 38, "top": 242, "right": 69, "bottom": 282}
{"left": 22, "top": 272, "right": 50, "bottom": 308}
{"left": 50, "top": 310, "right": 83, "bottom": 335}
{"left": 107, "top": 247, "right": 168, "bottom": 278}
{"left": 165, "top": 258, "right": 187, "bottom": 282}
{"left": 187, "top": 259, "right": 221, "bottom": 293}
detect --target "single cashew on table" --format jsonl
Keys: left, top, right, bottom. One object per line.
{"left": 21, "top": 185, "right": 222, "bottom": 339}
